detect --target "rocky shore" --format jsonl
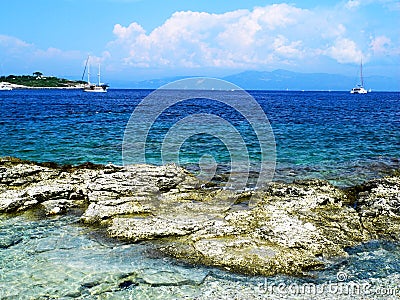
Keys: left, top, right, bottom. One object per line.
{"left": 1, "top": 156, "right": 399, "bottom": 277}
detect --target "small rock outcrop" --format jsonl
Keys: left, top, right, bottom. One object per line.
{"left": 1, "top": 156, "right": 399, "bottom": 277}
{"left": 348, "top": 176, "right": 400, "bottom": 238}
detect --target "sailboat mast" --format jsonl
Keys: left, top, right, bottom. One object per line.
{"left": 81, "top": 56, "right": 89, "bottom": 82}
{"left": 360, "top": 58, "right": 364, "bottom": 87}
{"left": 98, "top": 64, "right": 101, "bottom": 86}
{"left": 87, "top": 59, "right": 91, "bottom": 85}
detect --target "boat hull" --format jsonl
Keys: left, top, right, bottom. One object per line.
{"left": 83, "top": 84, "right": 108, "bottom": 93}
{"left": 83, "top": 88, "right": 107, "bottom": 93}
{"left": 350, "top": 87, "right": 367, "bottom": 94}
{"left": 0, "top": 83, "right": 13, "bottom": 91}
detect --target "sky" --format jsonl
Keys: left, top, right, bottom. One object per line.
{"left": 0, "top": 0, "right": 399, "bottom": 86}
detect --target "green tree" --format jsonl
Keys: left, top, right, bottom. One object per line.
{"left": 33, "top": 71, "right": 43, "bottom": 77}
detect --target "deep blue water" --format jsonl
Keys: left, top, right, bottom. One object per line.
{"left": 0, "top": 89, "right": 399, "bottom": 186}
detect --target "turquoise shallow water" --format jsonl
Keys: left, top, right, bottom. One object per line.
{"left": 0, "top": 89, "right": 399, "bottom": 299}
{"left": 0, "top": 89, "right": 399, "bottom": 186}
{"left": 1, "top": 212, "right": 399, "bottom": 299}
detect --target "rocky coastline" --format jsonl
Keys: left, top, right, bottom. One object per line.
{"left": 1, "top": 156, "right": 399, "bottom": 277}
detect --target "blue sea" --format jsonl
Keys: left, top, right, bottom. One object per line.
{"left": 0, "top": 88, "right": 399, "bottom": 299}
{"left": 1, "top": 89, "right": 399, "bottom": 186}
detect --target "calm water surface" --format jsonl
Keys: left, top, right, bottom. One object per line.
{"left": 1, "top": 89, "right": 399, "bottom": 186}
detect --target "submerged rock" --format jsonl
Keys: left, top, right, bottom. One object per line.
{"left": 1, "top": 156, "right": 399, "bottom": 277}
{"left": 0, "top": 234, "right": 22, "bottom": 249}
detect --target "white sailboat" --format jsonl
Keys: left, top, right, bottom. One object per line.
{"left": 350, "top": 59, "right": 367, "bottom": 94}
{"left": 82, "top": 56, "right": 108, "bottom": 93}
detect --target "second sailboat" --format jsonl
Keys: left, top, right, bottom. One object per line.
{"left": 82, "top": 56, "right": 109, "bottom": 92}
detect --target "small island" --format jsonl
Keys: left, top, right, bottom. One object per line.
{"left": 0, "top": 72, "right": 86, "bottom": 89}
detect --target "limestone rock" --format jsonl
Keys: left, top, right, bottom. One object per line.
{"left": 81, "top": 199, "right": 153, "bottom": 224}
{"left": 108, "top": 214, "right": 213, "bottom": 242}
{"left": 1, "top": 157, "right": 399, "bottom": 277}
{"left": 352, "top": 176, "right": 400, "bottom": 238}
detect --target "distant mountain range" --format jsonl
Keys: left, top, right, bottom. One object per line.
{"left": 117, "top": 69, "right": 399, "bottom": 91}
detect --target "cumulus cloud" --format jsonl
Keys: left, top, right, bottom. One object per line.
{"left": 2, "top": 2, "right": 397, "bottom": 77}
{"left": 107, "top": 3, "right": 379, "bottom": 71}
{"left": 324, "top": 38, "right": 364, "bottom": 64}
{"left": 107, "top": 4, "right": 314, "bottom": 69}
{"left": 273, "top": 35, "right": 304, "bottom": 58}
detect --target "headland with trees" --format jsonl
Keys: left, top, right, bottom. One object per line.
{"left": 0, "top": 72, "right": 86, "bottom": 88}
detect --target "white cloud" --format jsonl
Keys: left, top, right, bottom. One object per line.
{"left": 107, "top": 2, "right": 394, "bottom": 71}
{"left": 325, "top": 38, "right": 364, "bottom": 63}
{"left": 0, "top": 37, "right": 82, "bottom": 64}
{"left": 0, "top": 34, "right": 84, "bottom": 62}
{"left": 107, "top": 4, "right": 315, "bottom": 69}
{"left": 326, "top": 24, "right": 347, "bottom": 39}
{"left": 0, "top": 35, "right": 33, "bottom": 56}
{"left": 113, "top": 22, "right": 145, "bottom": 41}
{"left": 370, "top": 35, "right": 391, "bottom": 54}
{"left": 273, "top": 35, "right": 304, "bottom": 58}
{"left": 3, "top": 2, "right": 398, "bottom": 77}
{"left": 255, "top": 3, "right": 305, "bottom": 29}
{"left": 344, "top": 0, "right": 400, "bottom": 10}
{"left": 0, "top": 35, "right": 31, "bottom": 48}
{"left": 345, "top": 0, "right": 361, "bottom": 10}
{"left": 34, "top": 47, "right": 82, "bottom": 60}
{"left": 0, "top": 34, "right": 87, "bottom": 76}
